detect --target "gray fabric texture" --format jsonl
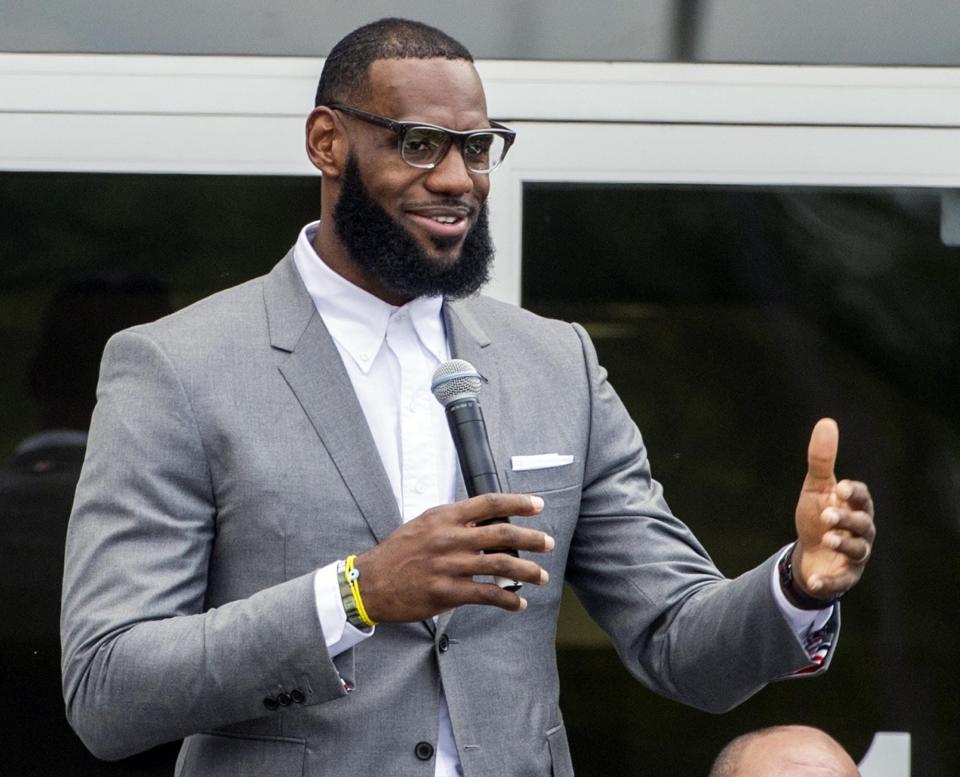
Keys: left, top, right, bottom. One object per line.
{"left": 61, "top": 251, "right": 831, "bottom": 777}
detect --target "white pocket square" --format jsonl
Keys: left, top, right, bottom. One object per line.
{"left": 511, "top": 453, "right": 574, "bottom": 471}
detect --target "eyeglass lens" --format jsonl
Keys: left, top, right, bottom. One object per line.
{"left": 401, "top": 127, "right": 506, "bottom": 173}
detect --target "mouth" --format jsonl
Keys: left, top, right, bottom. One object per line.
{"left": 404, "top": 205, "right": 474, "bottom": 243}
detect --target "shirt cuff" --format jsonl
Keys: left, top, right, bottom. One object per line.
{"left": 314, "top": 561, "right": 374, "bottom": 658}
{"left": 770, "top": 545, "right": 834, "bottom": 640}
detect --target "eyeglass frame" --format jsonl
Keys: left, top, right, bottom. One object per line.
{"left": 324, "top": 102, "right": 516, "bottom": 174}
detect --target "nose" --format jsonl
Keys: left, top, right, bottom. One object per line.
{"left": 424, "top": 141, "right": 476, "bottom": 197}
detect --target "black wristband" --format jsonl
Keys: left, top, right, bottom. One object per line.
{"left": 778, "top": 544, "right": 841, "bottom": 610}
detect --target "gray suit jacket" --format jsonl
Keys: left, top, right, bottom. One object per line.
{"left": 61, "top": 252, "right": 829, "bottom": 777}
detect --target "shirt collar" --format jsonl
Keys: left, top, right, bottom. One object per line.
{"left": 292, "top": 221, "right": 447, "bottom": 372}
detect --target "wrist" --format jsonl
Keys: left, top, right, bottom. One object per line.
{"left": 778, "top": 543, "right": 840, "bottom": 610}
{"left": 338, "top": 555, "right": 376, "bottom": 629}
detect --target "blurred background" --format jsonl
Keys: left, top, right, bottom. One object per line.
{"left": 2, "top": 2, "right": 959, "bottom": 775}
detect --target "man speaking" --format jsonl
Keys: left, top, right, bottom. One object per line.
{"left": 61, "top": 18, "right": 876, "bottom": 777}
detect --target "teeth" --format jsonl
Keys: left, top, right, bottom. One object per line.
{"left": 431, "top": 216, "right": 458, "bottom": 224}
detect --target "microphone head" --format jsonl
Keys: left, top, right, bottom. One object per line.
{"left": 431, "top": 359, "right": 482, "bottom": 407}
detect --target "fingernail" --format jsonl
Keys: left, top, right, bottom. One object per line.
{"left": 837, "top": 481, "right": 852, "bottom": 499}
{"left": 823, "top": 508, "right": 840, "bottom": 526}
{"left": 544, "top": 534, "right": 555, "bottom": 551}
{"left": 518, "top": 597, "right": 528, "bottom": 610}
{"left": 530, "top": 496, "right": 544, "bottom": 510}
{"left": 829, "top": 533, "right": 842, "bottom": 549}
{"left": 809, "top": 578, "right": 823, "bottom": 592}
{"left": 540, "top": 569, "right": 550, "bottom": 584}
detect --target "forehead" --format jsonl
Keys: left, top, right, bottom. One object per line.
{"left": 366, "top": 58, "right": 489, "bottom": 130}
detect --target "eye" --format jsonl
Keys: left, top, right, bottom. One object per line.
{"left": 403, "top": 128, "right": 444, "bottom": 155}
{"left": 464, "top": 135, "right": 494, "bottom": 158}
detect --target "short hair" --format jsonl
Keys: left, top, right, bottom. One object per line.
{"left": 315, "top": 17, "right": 473, "bottom": 108}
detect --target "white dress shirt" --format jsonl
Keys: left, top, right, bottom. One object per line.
{"left": 291, "top": 220, "right": 831, "bottom": 776}
{"left": 293, "top": 222, "right": 462, "bottom": 776}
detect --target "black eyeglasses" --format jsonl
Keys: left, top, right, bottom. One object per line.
{"left": 326, "top": 102, "right": 516, "bottom": 174}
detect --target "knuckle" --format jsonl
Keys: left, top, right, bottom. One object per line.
{"left": 480, "top": 552, "right": 504, "bottom": 574}
{"left": 483, "top": 493, "right": 504, "bottom": 510}
{"left": 421, "top": 505, "right": 448, "bottom": 524}
{"left": 434, "top": 528, "right": 461, "bottom": 553}
{"left": 493, "top": 523, "right": 514, "bottom": 544}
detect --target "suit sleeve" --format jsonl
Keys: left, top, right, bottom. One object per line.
{"left": 564, "top": 322, "right": 833, "bottom": 714}
{"left": 61, "top": 329, "right": 347, "bottom": 761}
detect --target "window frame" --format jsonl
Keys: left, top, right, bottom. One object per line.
{"left": 3, "top": 54, "right": 960, "bottom": 302}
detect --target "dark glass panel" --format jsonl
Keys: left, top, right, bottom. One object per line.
{"left": 524, "top": 183, "right": 960, "bottom": 776}
{"left": 0, "top": 171, "right": 318, "bottom": 776}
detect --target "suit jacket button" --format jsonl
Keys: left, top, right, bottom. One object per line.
{"left": 290, "top": 689, "right": 306, "bottom": 704}
{"left": 263, "top": 696, "right": 279, "bottom": 711}
{"left": 438, "top": 633, "right": 450, "bottom": 653}
{"left": 414, "top": 741, "right": 435, "bottom": 761}
{"left": 277, "top": 692, "right": 292, "bottom": 707}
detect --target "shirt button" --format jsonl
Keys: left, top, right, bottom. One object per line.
{"left": 359, "top": 351, "right": 371, "bottom": 362}
{"left": 438, "top": 633, "right": 450, "bottom": 653}
{"left": 290, "top": 689, "right": 306, "bottom": 704}
{"left": 414, "top": 741, "right": 435, "bottom": 761}
{"left": 262, "top": 696, "right": 279, "bottom": 711}
{"left": 277, "top": 692, "right": 292, "bottom": 707}
{"left": 414, "top": 482, "right": 425, "bottom": 494}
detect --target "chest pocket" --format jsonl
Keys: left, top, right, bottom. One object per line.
{"left": 505, "top": 459, "right": 580, "bottom": 496}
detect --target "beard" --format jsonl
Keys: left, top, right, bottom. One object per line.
{"left": 332, "top": 155, "right": 494, "bottom": 300}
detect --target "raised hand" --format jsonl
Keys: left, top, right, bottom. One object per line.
{"left": 354, "top": 493, "right": 554, "bottom": 623}
{"left": 793, "top": 418, "right": 876, "bottom": 601}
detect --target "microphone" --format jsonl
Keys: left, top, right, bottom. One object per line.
{"left": 431, "top": 359, "right": 521, "bottom": 591}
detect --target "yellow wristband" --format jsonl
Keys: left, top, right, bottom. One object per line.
{"left": 345, "top": 555, "right": 376, "bottom": 628}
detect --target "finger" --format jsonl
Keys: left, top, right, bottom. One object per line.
{"left": 822, "top": 532, "right": 872, "bottom": 564}
{"left": 452, "top": 493, "right": 545, "bottom": 525}
{"left": 450, "top": 552, "right": 550, "bottom": 585}
{"left": 465, "top": 522, "right": 555, "bottom": 554}
{"left": 835, "top": 480, "right": 874, "bottom": 514}
{"left": 822, "top": 508, "right": 875, "bottom": 542}
{"left": 805, "top": 417, "right": 839, "bottom": 489}
{"left": 444, "top": 578, "right": 529, "bottom": 612}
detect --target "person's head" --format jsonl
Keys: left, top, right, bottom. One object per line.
{"left": 709, "top": 726, "right": 860, "bottom": 777}
{"left": 306, "top": 18, "right": 514, "bottom": 304}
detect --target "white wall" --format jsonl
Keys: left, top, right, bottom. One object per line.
{"left": 1, "top": 1, "right": 959, "bottom": 64}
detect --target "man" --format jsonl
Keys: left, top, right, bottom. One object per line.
{"left": 709, "top": 726, "right": 861, "bottom": 777}
{"left": 61, "top": 18, "right": 876, "bottom": 777}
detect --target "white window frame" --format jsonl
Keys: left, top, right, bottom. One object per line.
{"left": 3, "top": 54, "right": 960, "bottom": 303}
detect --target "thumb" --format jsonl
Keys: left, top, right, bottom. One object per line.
{"left": 804, "top": 417, "right": 839, "bottom": 489}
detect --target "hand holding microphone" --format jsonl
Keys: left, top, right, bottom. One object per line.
{"left": 351, "top": 360, "right": 553, "bottom": 624}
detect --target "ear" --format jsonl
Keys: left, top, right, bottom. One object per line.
{"left": 305, "top": 106, "right": 347, "bottom": 178}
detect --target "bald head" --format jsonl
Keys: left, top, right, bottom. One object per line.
{"left": 709, "top": 726, "right": 859, "bottom": 777}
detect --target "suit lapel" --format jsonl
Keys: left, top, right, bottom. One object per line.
{"left": 263, "top": 254, "right": 402, "bottom": 546}
{"left": 263, "top": 261, "right": 505, "bottom": 634}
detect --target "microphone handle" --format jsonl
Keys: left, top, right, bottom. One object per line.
{"left": 445, "top": 398, "right": 522, "bottom": 591}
